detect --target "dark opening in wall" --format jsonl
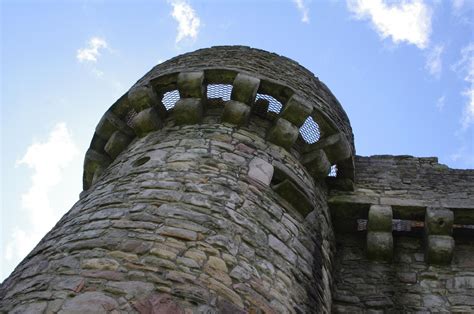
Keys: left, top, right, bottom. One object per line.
{"left": 162, "top": 90, "right": 181, "bottom": 110}
{"left": 132, "top": 156, "right": 151, "bottom": 167}
{"left": 329, "top": 165, "right": 338, "bottom": 177}
{"left": 255, "top": 93, "right": 283, "bottom": 113}
{"left": 299, "top": 116, "right": 321, "bottom": 144}
{"left": 206, "top": 84, "right": 232, "bottom": 105}
{"left": 270, "top": 165, "right": 313, "bottom": 216}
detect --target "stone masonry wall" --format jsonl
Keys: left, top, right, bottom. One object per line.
{"left": 332, "top": 233, "right": 474, "bottom": 313}
{"left": 353, "top": 155, "right": 474, "bottom": 210}
{"left": 0, "top": 119, "right": 334, "bottom": 313}
{"left": 135, "top": 46, "right": 354, "bottom": 153}
{"left": 329, "top": 155, "right": 474, "bottom": 313}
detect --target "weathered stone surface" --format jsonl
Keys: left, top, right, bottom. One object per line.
{"left": 177, "top": 71, "right": 205, "bottom": 98}
{"left": 425, "top": 207, "right": 453, "bottom": 235}
{"left": 96, "top": 111, "right": 134, "bottom": 139}
{"left": 302, "top": 148, "right": 331, "bottom": 179}
{"left": 3, "top": 47, "right": 472, "bottom": 314}
{"left": 425, "top": 235, "right": 454, "bottom": 265}
{"left": 280, "top": 94, "right": 312, "bottom": 127}
{"left": 268, "top": 234, "right": 296, "bottom": 263}
{"left": 58, "top": 292, "right": 119, "bottom": 314}
{"left": 222, "top": 100, "right": 250, "bottom": 125}
{"left": 129, "top": 85, "right": 159, "bottom": 112}
{"left": 272, "top": 179, "right": 313, "bottom": 216}
{"left": 81, "top": 258, "right": 120, "bottom": 271}
{"left": 104, "top": 130, "right": 133, "bottom": 159}
{"left": 266, "top": 118, "right": 299, "bottom": 150}
{"left": 230, "top": 73, "right": 260, "bottom": 105}
{"left": 130, "top": 107, "right": 163, "bottom": 137}
{"left": 248, "top": 157, "right": 273, "bottom": 185}
{"left": 173, "top": 98, "right": 203, "bottom": 125}
{"left": 367, "top": 205, "right": 392, "bottom": 232}
{"left": 367, "top": 231, "right": 393, "bottom": 261}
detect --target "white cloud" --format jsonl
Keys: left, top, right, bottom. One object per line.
{"left": 5, "top": 123, "right": 78, "bottom": 264}
{"left": 346, "top": 0, "right": 432, "bottom": 49}
{"left": 293, "top": 0, "right": 310, "bottom": 23}
{"left": 452, "top": 43, "right": 474, "bottom": 129}
{"left": 436, "top": 95, "right": 446, "bottom": 111}
{"left": 425, "top": 44, "right": 444, "bottom": 78}
{"left": 77, "top": 37, "right": 108, "bottom": 62}
{"left": 450, "top": 143, "right": 474, "bottom": 167}
{"left": 452, "top": 0, "right": 465, "bottom": 12}
{"left": 169, "top": 0, "right": 201, "bottom": 43}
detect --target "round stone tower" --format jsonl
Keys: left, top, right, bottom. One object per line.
{"left": 0, "top": 46, "right": 354, "bottom": 313}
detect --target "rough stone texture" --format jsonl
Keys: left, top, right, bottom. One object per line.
{"left": 330, "top": 154, "right": 474, "bottom": 312}
{"left": 222, "top": 100, "right": 250, "bottom": 126}
{"left": 1, "top": 46, "right": 472, "bottom": 313}
{"left": 135, "top": 46, "right": 354, "bottom": 153}
{"left": 330, "top": 155, "right": 474, "bottom": 231}
{"left": 0, "top": 122, "right": 332, "bottom": 313}
{"left": 332, "top": 234, "right": 474, "bottom": 313}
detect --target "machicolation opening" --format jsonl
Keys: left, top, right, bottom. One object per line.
{"left": 2, "top": 46, "right": 471, "bottom": 314}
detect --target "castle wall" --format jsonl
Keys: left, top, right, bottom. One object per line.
{"left": 332, "top": 233, "right": 474, "bottom": 313}
{"left": 0, "top": 119, "right": 334, "bottom": 313}
{"left": 329, "top": 155, "right": 474, "bottom": 313}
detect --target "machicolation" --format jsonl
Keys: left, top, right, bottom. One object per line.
{"left": 1, "top": 46, "right": 473, "bottom": 313}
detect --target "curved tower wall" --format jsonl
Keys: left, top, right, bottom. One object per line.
{"left": 0, "top": 46, "right": 354, "bottom": 313}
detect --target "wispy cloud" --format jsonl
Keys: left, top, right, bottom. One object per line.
{"left": 76, "top": 37, "right": 108, "bottom": 62}
{"left": 450, "top": 143, "right": 474, "bottom": 168}
{"left": 5, "top": 123, "right": 78, "bottom": 265}
{"left": 452, "top": 42, "right": 474, "bottom": 129}
{"left": 436, "top": 95, "right": 446, "bottom": 111}
{"left": 346, "top": 0, "right": 432, "bottom": 49}
{"left": 293, "top": 0, "right": 310, "bottom": 23}
{"left": 425, "top": 44, "right": 444, "bottom": 78}
{"left": 169, "top": 0, "right": 201, "bottom": 43}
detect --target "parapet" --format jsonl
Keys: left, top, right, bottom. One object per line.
{"left": 82, "top": 46, "right": 355, "bottom": 192}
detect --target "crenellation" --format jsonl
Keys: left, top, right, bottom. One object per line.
{"left": 1, "top": 46, "right": 472, "bottom": 313}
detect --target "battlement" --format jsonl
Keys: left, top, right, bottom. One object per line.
{"left": 1, "top": 46, "right": 472, "bottom": 313}
{"left": 82, "top": 46, "right": 355, "bottom": 192}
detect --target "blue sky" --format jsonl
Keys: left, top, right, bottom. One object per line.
{"left": 1, "top": 0, "right": 473, "bottom": 281}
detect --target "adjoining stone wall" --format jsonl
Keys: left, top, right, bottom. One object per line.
{"left": 329, "top": 155, "right": 474, "bottom": 313}
{"left": 332, "top": 233, "right": 474, "bottom": 313}
{"left": 0, "top": 120, "right": 334, "bottom": 313}
{"left": 330, "top": 155, "right": 474, "bottom": 231}
{"left": 353, "top": 155, "right": 474, "bottom": 209}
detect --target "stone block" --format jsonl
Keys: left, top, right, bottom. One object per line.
{"left": 248, "top": 157, "right": 274, "bottom": 186}
{"left": 130, "top": 107, "right": 163, "bottom": 137}
{"left": 177, "top": 71, "right": 205, "bottom": 98}
{"left": 267, "top": 118, "right": 299, "bottom": 150}
{"left": 231, "top": 73, "right": 260, "bottom": 105}
{"left": 425, "top": 235, "right": 454, "bottom": 265}
{"left": 367, "top": 205, "right": 393, "bottom": 232}
{"left": 104, "top": 130, "right": 133, "bottom": 159}
{"left": 272, "top": 179, "right": 313, "bottom": 216}
{"left": 95, "top": 111, "right": 134, "bottom": 140}
{"left": 83, "top": 148, "right": 112, "bottom": 189}
{"left": 222, "top": 100, "right": 250, "bottom": 125}
{"left": 58, "top": 292, "right": 118, "bottom": 313}
{"left": 367, "top": 231, "right": 393, "bottom": 261}
{"left": 268, "top": 234, "right": 297, "bottom": 263}
{"left": 425, "top": 207, "right": 453, "bottom": 235}
{"left": 280, "top": 94, "right": 312, "bottom": 127}
{"left": 323, "top": 135, "right": 351, "bottom": 164}
{"left": 173, "top": 98, "right": 203, "bottom": 125}
{"left": 128, "top": 85, "right": 159, "bottom": 112}
{"left": 301, "top": 149, "right": 331, "bottom": 179}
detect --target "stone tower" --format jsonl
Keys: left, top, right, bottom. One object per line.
{"left": 1, "top": 46, "right": 473, "bottom": 313}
